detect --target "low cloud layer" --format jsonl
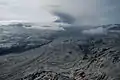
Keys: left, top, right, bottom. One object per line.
{"left": 82, "top": 27, "right": 107, "bottom": 35}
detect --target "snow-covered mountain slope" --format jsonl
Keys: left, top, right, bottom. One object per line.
{"left": 0, "top": 21, "right": 66, "bottom": 55}
{"left": 0, "top": 24, "right": 120, "bottom": 80}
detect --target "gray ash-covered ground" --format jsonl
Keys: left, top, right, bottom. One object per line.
{"left": 0, "top": 23, "right": 120, "bottom": 80}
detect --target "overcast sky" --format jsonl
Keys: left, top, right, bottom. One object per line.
{"left": 0, "top": 0, "right": 120, "bottom": 25}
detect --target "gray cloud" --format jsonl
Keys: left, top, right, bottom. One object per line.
{"left": 0, "top": 0, "right": 55, "bottom": 22}
{"left": 46, "top": 0, "right": 120, "bottom": 25}
{"left": 0, "top": 0, "right": 120, "bottom": 25}
{"left": 52, "top": 11, "right": 75, "bottom": 24}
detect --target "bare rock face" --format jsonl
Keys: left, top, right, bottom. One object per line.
{"left": 0, "top": 24, "right": 120, "bottom": 80}
{"left": 19, "top": 71, "right": 74, "bottom": 80}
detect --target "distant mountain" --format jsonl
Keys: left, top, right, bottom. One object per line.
{"left": 0, "top": 21, "right": 67, "bottom": 30}
{"left": 100, "top": 24, "right": 120, "bottom": 30}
